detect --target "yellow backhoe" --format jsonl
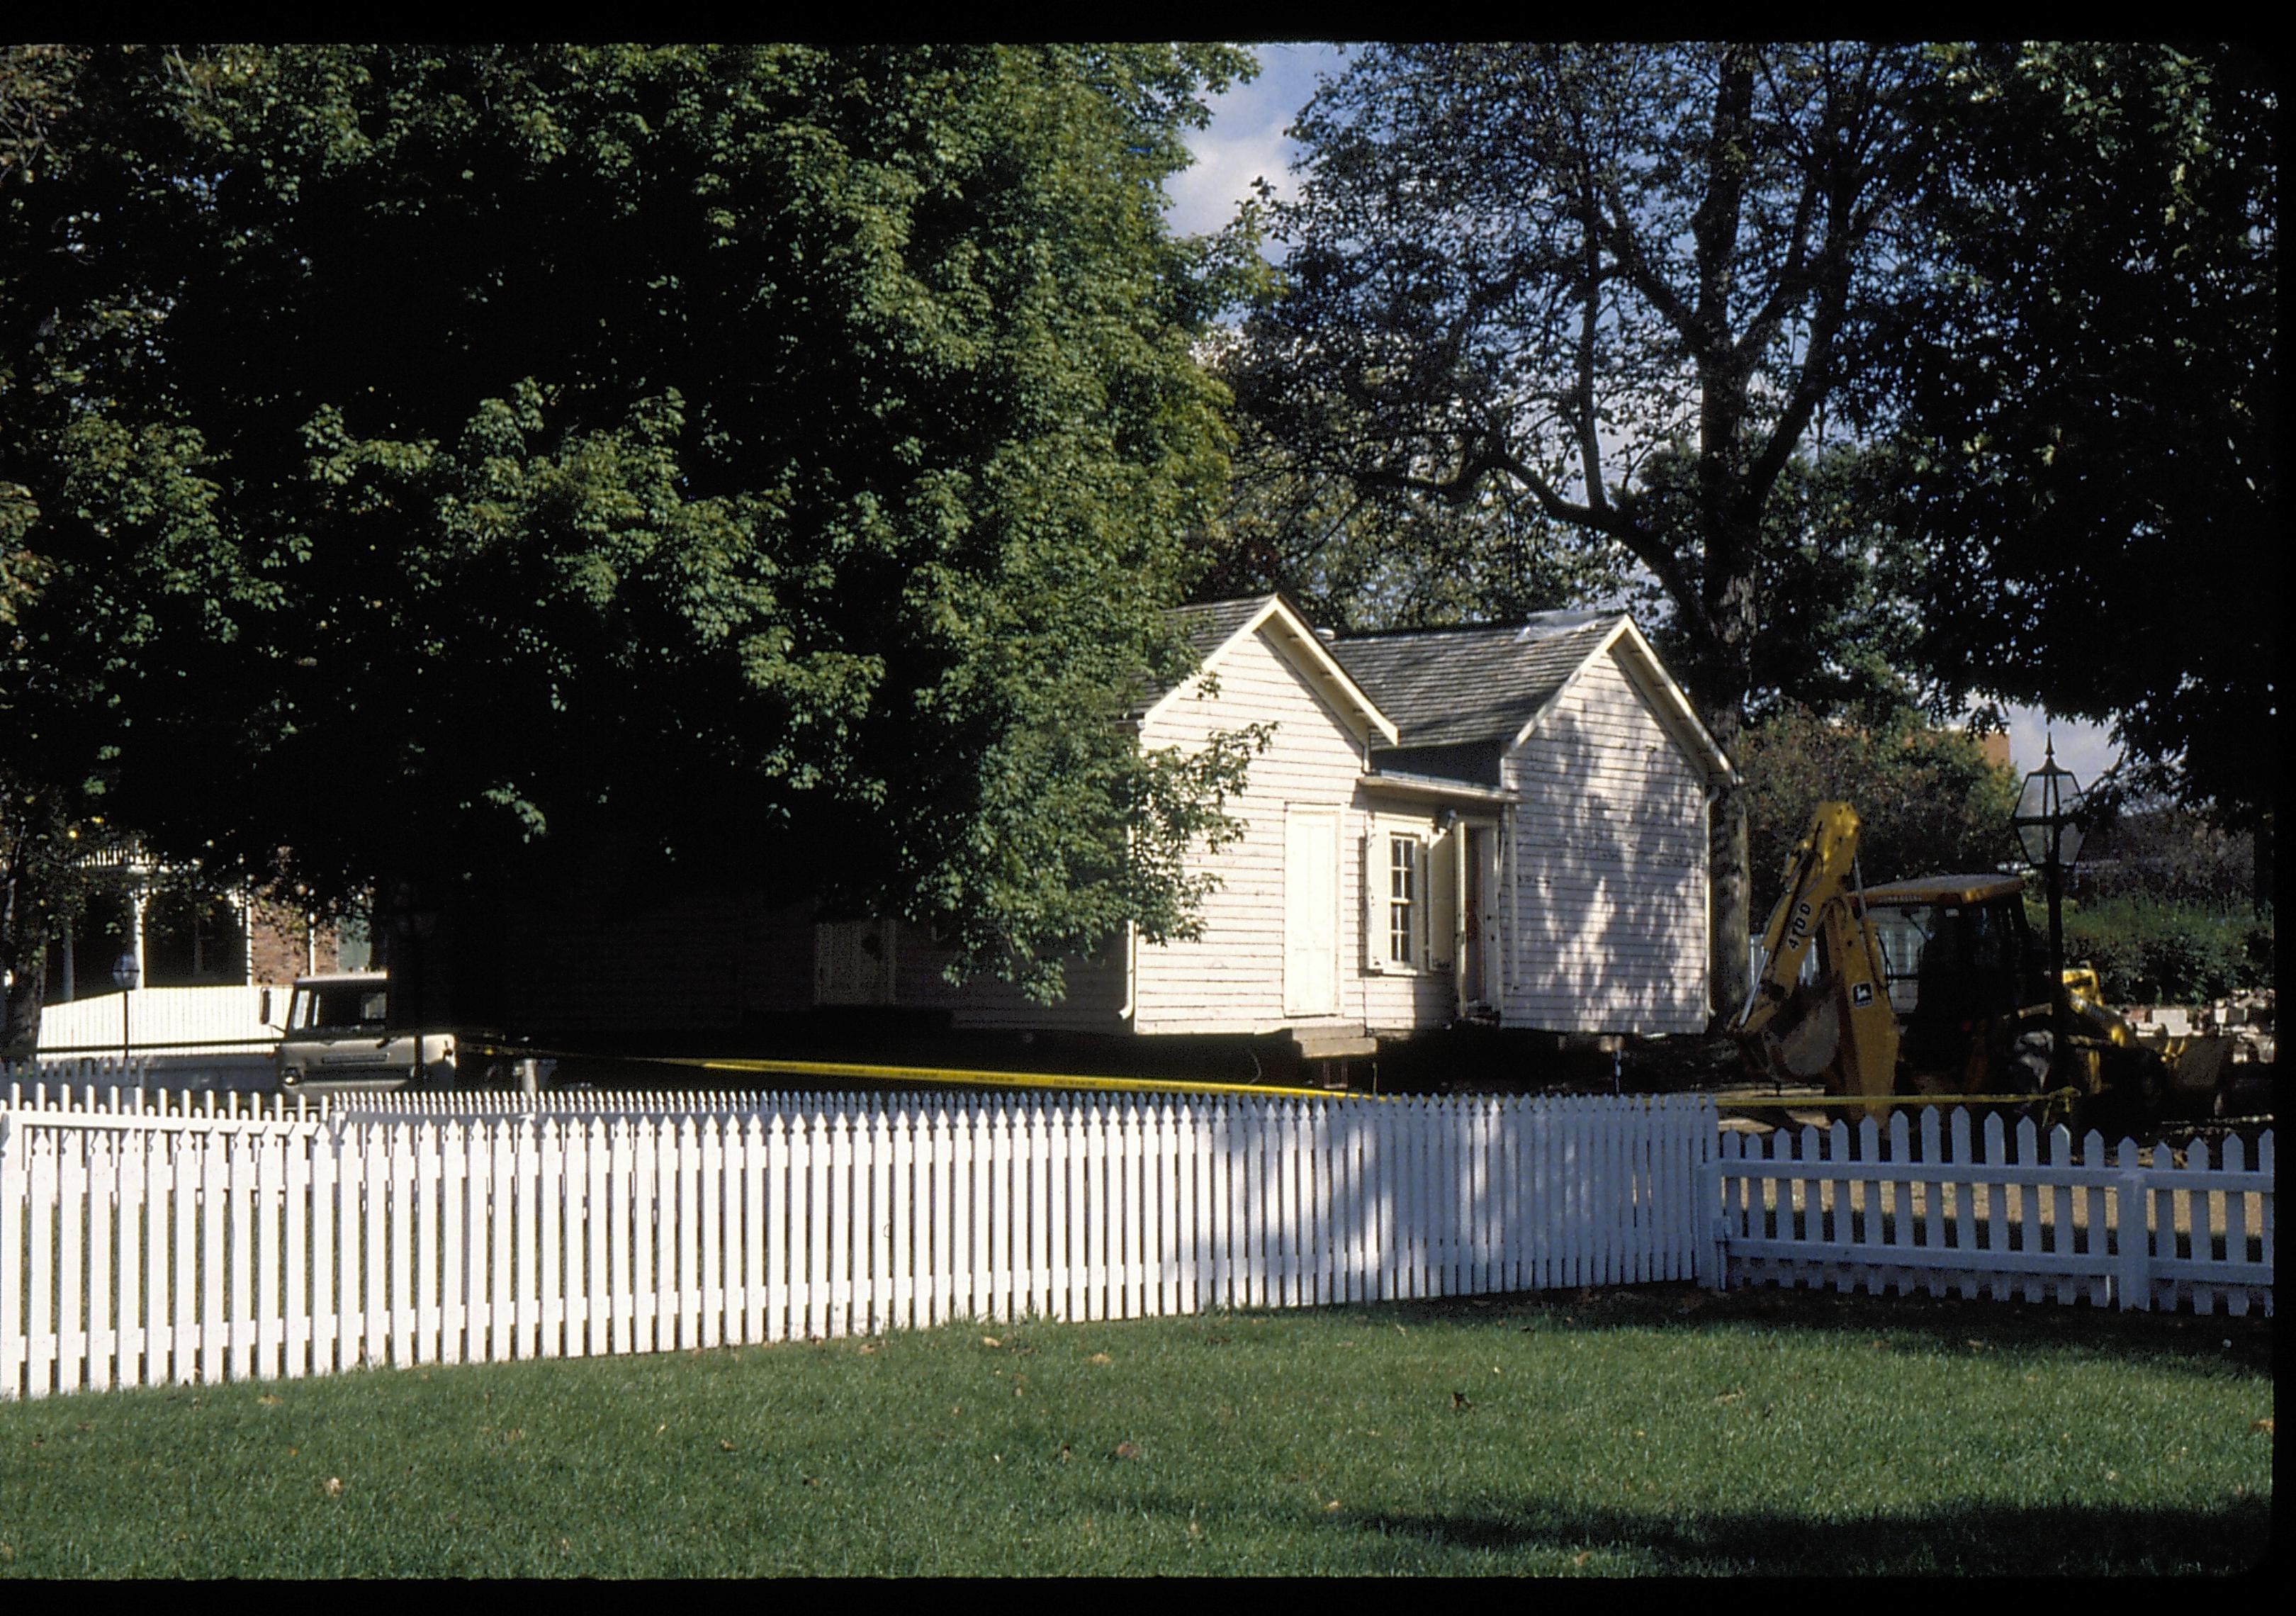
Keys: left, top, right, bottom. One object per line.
{"left": 1732, "top": 802, "right": 2172, "bottom": 1133}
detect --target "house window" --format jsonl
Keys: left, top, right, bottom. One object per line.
{"left": 1388, "top": 835, "right": 1417, "bottom": 966}
{"left": 815, "top": 918, "right": 896, "bottom": 1006}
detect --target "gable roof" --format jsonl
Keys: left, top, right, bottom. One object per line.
{"left": 1332, "top": 611, "right": 1733, "bottom": 781}
{"left": 1135, "top": 593, "right": 1397, "bottom": 745}
{"left": 1164, "top": 595, "right": 1276, "bottom": 666}
{"left": 1123, "top": 597, "right": 1264, "bottom": 722}
{"left": 1331, "top": 612, "right": 1622, "bottom": 748}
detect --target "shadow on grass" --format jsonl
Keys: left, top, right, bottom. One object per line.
{"left": 1358, "top": 1283, "right": 2275, "bottom": 1375}
{"left": 1340, "top": 1497, "right": 2273, "bottom": 1575}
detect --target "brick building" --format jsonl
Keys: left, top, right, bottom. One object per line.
{"left": 40, "top": 846, "right": 369, "bottom": 1007}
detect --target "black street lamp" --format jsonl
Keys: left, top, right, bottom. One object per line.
{"left": 2011, "top": 737, "right": 2085, "bottom": 1091}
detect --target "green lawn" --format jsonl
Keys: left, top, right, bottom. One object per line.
{"left": 0, "top": 1284, "right": 2271, "bottom": 1576}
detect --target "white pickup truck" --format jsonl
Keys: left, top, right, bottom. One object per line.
{"left": 274, "top": 972, "right": 457, "bottom": 1092}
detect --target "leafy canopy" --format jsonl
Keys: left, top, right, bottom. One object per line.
{"left": 1225, "top": 45, "right": 1931, "bottom": 692}
{"left": 1222, "top": 43, "right": 1939, "bottom": 1014}
{"left": 1897, "top": 43, "right": 2277, "bottom": 834}
{"left": 1220, "top": 43, "right": 2277, "bottom": 1008}
{"left": 0, "top": 44, "right": 1258, "bottom": 1004}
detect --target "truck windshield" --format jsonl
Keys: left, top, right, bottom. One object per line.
{"left": 290, "top": 984, "right": 388, "bottom": 1031}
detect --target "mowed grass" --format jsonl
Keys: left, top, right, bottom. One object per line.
{"left": 0, "top": 1284, "right": 2271, "bottom": 1577}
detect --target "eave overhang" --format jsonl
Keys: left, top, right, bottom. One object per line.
{"left": 1360, "top": 770, "right": 1516, "bottom": 807}
{"left": 1506, "top": 616, "right": 1735, "bottom": 784}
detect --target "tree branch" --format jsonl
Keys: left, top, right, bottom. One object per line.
{"left": 1570, "top": 187, "right": 1610, "bottom": 515}
{"left": 1597, "top": 198, "right": 1705, "bottom": 354}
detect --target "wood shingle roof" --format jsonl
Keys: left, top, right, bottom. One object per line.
{"left": 1328, "top": 612, "right": 1625, "bottom": 748}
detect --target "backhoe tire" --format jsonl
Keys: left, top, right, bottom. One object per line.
{"left": 2098, "top": 1043, "right": 2166, "bottom": 1133}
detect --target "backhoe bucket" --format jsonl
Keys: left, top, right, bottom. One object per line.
{"left": 1738, "top": 986, "right": 1840, "bottom": 1084}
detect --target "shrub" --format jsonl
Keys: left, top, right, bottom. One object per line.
{"left": 2055, "top": 896, "right": 2273, "bottom": 1004}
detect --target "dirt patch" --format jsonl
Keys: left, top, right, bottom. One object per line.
{"left": 1616, "top": 1033, "right": 1750, "bottom": 1092}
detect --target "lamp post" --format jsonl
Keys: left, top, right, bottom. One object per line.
{"left": 2011, "top": 738, "right": 2085, "bottom": 1090}
{"left": 386, "top": 882, "right": 442, "bottom": 1088}
{"left": 111, "top": 950, "right": 141, "bottom": 1065}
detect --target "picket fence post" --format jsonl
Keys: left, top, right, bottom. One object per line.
{"left": 2115, "top": 1136, "right": 2152, "bottom": 1311}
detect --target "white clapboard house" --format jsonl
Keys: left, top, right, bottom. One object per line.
{"left": 787, "top": 593, "right": 1727, "bottom": 1058}
{"left": 455, "top": 593, "right": 1730, "bottom": 1064}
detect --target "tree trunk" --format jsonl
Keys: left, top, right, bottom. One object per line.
{"left": 2, "top": 790, "right": 80, "bottom": 1062}
{"left": 1, "top": 886, "right": 47, "bottom": 1061}
{"left": 1685, "top": 52, "right": 1761, "bottom": 1033}
{"left": 1704, "top": 699, "right": 1752, "bottom": 1030}
{"left": 1694, "top": 523, "right": 1760, "bottom": 1028}
{"left": 2253, "top": 812, "right": 2275, "bottom": 917}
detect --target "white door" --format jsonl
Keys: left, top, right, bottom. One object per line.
{"left": 1284, "top": 807, "right": 1340, "bottom": 1016}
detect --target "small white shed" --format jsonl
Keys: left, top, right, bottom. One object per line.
{"left": 930, "top": 594, "right": 1731, "bottom": 1047}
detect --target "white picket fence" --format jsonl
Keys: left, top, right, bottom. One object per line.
{"left": 1705, "top": 1108, "right": 2275, "bottom": 1316}
{"left": 0, "top": 1084, "right": 1712, "bottom": 1400}
{"left": 6, "top": 1053, "right": 275, "bottom": 1092}
{"left": 325, "top": 1089, "right": 815, "bottom": 1118}
{"left": 4, "top": 1080, "right": 2275, "bottom": 1401}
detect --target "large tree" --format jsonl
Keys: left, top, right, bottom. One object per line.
{"left": 1226, "top": 44, "right": 1935, "bottom": 1018}
{"left": 0, "top": 44, "right": 1257, "bottom": 1052}
{"left": 1896, "top": 43, "right": 2277, "bottom": 904}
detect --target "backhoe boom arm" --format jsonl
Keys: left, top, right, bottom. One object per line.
{"left": 1733, "top": 802, "right": 1900, "bottom": 1098}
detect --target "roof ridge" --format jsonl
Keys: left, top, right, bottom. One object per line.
{"left": 1331, "top": 610, "right": 1623, "bottom": 644}
{"left": 1169, "top": 591, "right": 1279, "bottom": 612}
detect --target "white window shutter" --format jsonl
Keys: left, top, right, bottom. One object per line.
{"left": 816, "top": 918, "right": 896, "bottom": 1005}
{"left": 1417, "top": 838, "right": 1433, "bottom": 966}
{"left": 1361, "top": 829, "right": 1384, "bottom": 973}
{"left": 1427, "top": 826, "right": 1457, "bottom": 970}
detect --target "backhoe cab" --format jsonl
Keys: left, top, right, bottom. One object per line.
{"left": 1733, "top": 802, "right": 2167, "bottom": 1132}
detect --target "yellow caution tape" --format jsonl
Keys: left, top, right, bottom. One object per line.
{"left": 480, "top": 1047, "right": 1380, "bottom": 1104}
{"left": 471, "top": 1045, "right": 2080, "bottom": 1113}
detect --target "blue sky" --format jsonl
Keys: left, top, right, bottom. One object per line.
{"left": 1170, "top": 44, "right": 2120, "bottom": 787}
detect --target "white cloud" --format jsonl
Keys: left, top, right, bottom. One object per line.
{"left": 1991, "top": 702, "right": 2121, "bottom": 790}
{"left": 1167, "top": 43, "right": 1347, "bottom": 241}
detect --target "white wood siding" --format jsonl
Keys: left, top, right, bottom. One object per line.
{"left": 922, "top": 930, "right": 1127, "bottom": 1033}
{"left": 737, "top": 907, "right": 1123, "bottom": 1032}
{"left": 1502, "top": 647, "right": 1711, "bottom": 1034}
{"left": 1134, "top": 627, "right": 1375, "bottom": 1035}
{"left": 1357, "top": 807, "right": 1461, "bottom": 1036}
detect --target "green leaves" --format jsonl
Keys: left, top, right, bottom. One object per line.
{"left": 0, "top": 44, "right": 1247, "bottom": 1004}
{"left": 1223, "top": 45, "right": 1941, "bottom": 1010}
{"left": 1738, "top": 708, "right": 2018, "bottom": 893}
{"left": 1897, "top": 45, "right": 2276, "bottom": 834}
